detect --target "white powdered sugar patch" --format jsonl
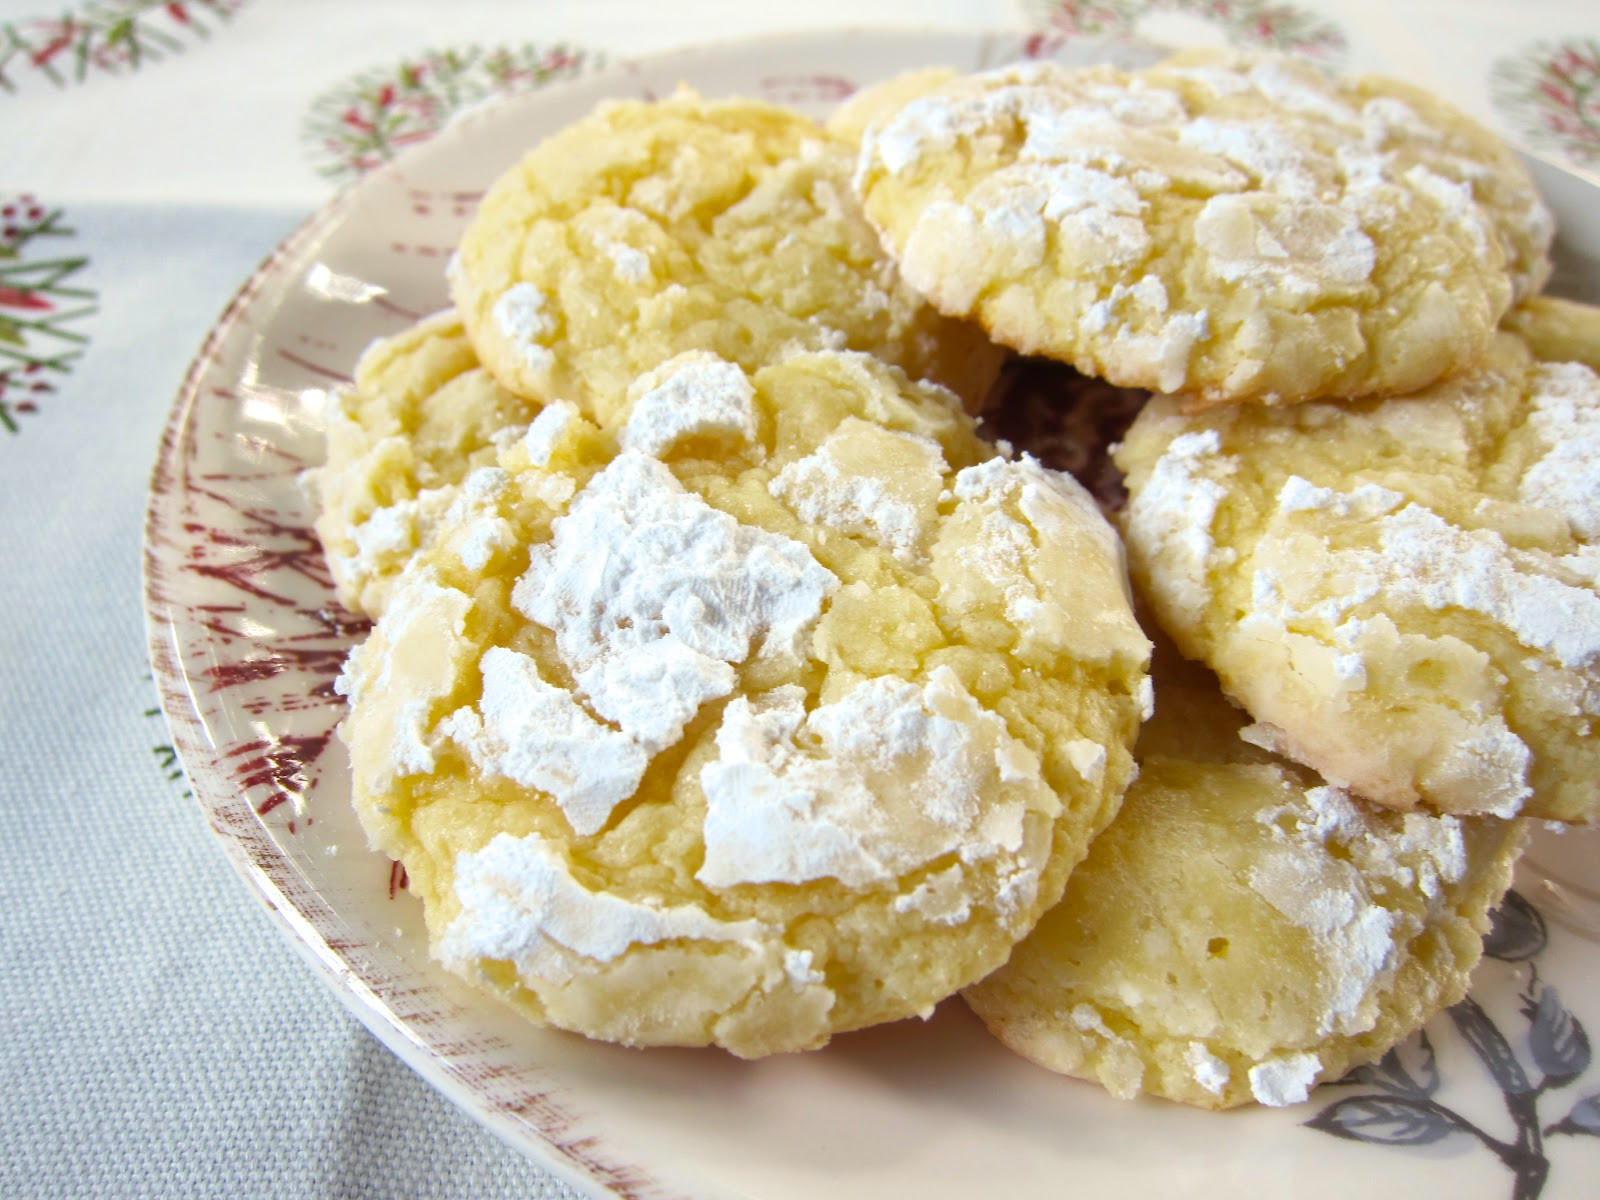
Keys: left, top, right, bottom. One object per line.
{"left": 1405, "top": 164, "right": 1493, "bottom": 258}
{"left": 1031, "top": 160, "right": 1154, "bottom": 269}
{"left": 1246, "top": 58, "right": 1353, "bottom": 124}
{"left": 1519, "top": 361, "right": 1600, "bottom": 540}
{"left": 768, "top": 419, "right": 946, "bottom": 563}
{"left": 491, "top": 283, "right": 557, "bottom": 375}
{"left": 606, "top": 242, "right": 651, "bottom": 283}
{"left": 349, "top": 499, "right": 420, "bottom": 575}
{"left": 783, "top": 948, "right": 824, "bottom": 988}
{"left": 942, "top": 454, "right": 1149, "bottom": 669}
{"left": 1185, "top": 1043, "right": 1231, "bottom": 1096}
{"left": 1193, "top": 194, "right": 1375, "bottom": 299}
{"left": 866, "top": 88, "right": 974, "bottom": 176}
{"left": 520, "top": 400, "right": 580, "bottom": 467}
{"left": 513, "top": 452, "right": 836, "bottom": 753}
{"left": 439, "top": 830, "right": 769, "bottom": 980}
{"left": 621, "top": 351, "right": 758, "bottom": 458}
{"left": 1258, "top": 486, "right": 1600, "bottom": 671}
{"left": 1137, "top": 675, "right": 1155, "bottom": 721}
{"left": 337, "top": 570, "right": 474, "bottom": 790}
{"left": 1079, "top": 277, "right": 1208, "bottom": 393}
{"left": 1065, "top": 738, "right": 1107, "bottom": 784}
{"left": 1275, "top": 476, "right": 1405, "bottom": 519}
{"left": 890, "top": 864, "right": 972, "bottom": 925}
{"left": 455, "top": 516, "right": 515, "bottom": 572}
{"left": 1361, "top": 96, "right": 1434, "bottom": 147}
{"left": 493, "top": 282, "right": 553, "bottom": 340}
{"left": 443, "top": 467, "right": 515, "bottom": 572}
{"left": 696, "top": 668, "right": 1045, "bottom": 894}
{"left": 1247, "top": 784, "right": 1469, "bottom": 1038}
{"left": 1177, "top": 117, "right": 1319, "bottom": 193}
{"left": 1248, "top": 1052, "right": 1322, "bottom": 1107}
{"left": 438, "top": 647, "right": 649, "bottom": 837}
{"left": 1125, "top": 428, "right": 1234, "bottom": 624}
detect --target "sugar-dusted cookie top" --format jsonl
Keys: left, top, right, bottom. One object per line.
{"left": 854, "top": 50, "right": 1552, "bottom": 408}
{"left": 1116, "top": 332, "right": 1600, "bottom": 823}
{"left": 336, "top": 349, "right": 1151, "bottom": 1057}
{"left": 963, "top": 646, "right": 1524, "bottom": 1110}
{"left": 450, "top": 90, "right": 1003, "bottom": 420}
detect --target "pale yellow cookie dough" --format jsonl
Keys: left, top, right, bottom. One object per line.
{"left": 963, "top": 645, "right": 1525, "bottom": 1110}
{"left": 1504, "top": 294, "right": 1600, "bottom": 373}
{"left": 1116, "top": 332, "right": 1600, "bottom": 823}
{"left": 337, "top": 349, "right": 1151, "bottom": 1057}
{"left": 854, "top": 49, "right": 1552, "bottom": 408}
{"left": 451, "top": 90, "right": 1004, "bottom": 421}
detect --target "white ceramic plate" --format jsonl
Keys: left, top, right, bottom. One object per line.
{"left": 144, "top": 29, "right": 1600, "bottom": 1200}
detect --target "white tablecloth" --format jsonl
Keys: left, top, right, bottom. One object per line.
{"left": 4, "top": 1, "right": 1597, "bottom": 1196}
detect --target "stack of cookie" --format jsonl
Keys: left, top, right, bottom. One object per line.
{"left": 848, "top": 48, "right": 1595, "bottom": 1107}
{"left": 308, "top": 89, "right": 1152, "bottom": 1060}
{"left": 306, "top": 47, "right": 1600, "bottom": 1109}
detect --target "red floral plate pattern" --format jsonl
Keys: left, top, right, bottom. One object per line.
{"left": 144, "top": 30, "right": 1600, "bottom": 1200}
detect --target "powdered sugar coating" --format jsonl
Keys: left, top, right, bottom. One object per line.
{"left": 513, "top": 452, "right": 836, "bottom": 753}
{"left": 519, "top": 399, "right": 580, "bottom": 468}
{"left": 698, "top": 669, "right": 1048, "bottom": 891}
{"left": 335, "top": 568, "right": 473, "bottom": 792}
{"left": 1248, "top": 1054, "right": 1322, "bottom": 1107}
{"left": 439, "top": 647, "right": 650, "bottom": 836}
{"left": 854, "top": 49, "right": 1551, "bottom": 407}
{"left": 768, "top": 417, "right": 947, "bottom": 563}
{"left": 621, "top": 350, "right": 760, "bottom": 458}
{"left": 440, "top": 830, "right": 771, "bottom": 973}
{"left": 1520, "top": 362, "right": 1600, "bottom": 540}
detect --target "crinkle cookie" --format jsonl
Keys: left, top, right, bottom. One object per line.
{"left": 963, "top": 645, "right": 1524, "bottom": 1110}
{"left": 854, "top": 49, "right": 1552, "bottom": 408}
{"left": 450, "top": 90, "right": 1004, "bottom": 420}
{"left": 305, "top": 312, "right": 575, "bottom": 617}
{"left": 1116, "top": 332, "right": 1600, "bottom": 823}
{"left": 336, "top": 349, "right": 1151, "bottom": 1057}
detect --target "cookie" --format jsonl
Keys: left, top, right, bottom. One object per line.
{"left": 335, "top": 349, "right": 1152, "bottom": 1057}
{"left": 963, "top": 644, "right": 1525, "bottom": 1110}
{"left": 305, "top": 311, "right": 587, "bottom": 617}
{"left": 854, "top": 49, "right": 1552, "bottom": 408}
{"left": 450, "top": 90, "right": 1004, "bottom": 421}
{"left": 1115, "top": 331, "right": 1600, "bottom": 823}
